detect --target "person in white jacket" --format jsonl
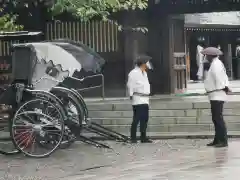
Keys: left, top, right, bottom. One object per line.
{"left": 127, "top": 55, "right": 153, "bottom": 143}
{"left": 203, "top": 47, "right": 230, "bottom": 148}
{"left": 196, "top": 44, "right": 204, "bottom": 80}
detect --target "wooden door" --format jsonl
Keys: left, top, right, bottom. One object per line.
{"left": 171, "top": 17, "right": 187, "bottom": 93}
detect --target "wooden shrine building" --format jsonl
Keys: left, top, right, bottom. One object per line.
{"left": 122, "top": 0, "right": 240, "bottom": 95}
{"left": 185, "top": 12, "right": 240, "bottom": 81}
{"left": 3, "top": 0, "right": 240, "bottom": 96}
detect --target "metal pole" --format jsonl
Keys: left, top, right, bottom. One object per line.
{"left": 70, "top": 74, "right": 105, "bottom": 99}
{"left": 101, "top": 74, "right": 105, "bottom": 100}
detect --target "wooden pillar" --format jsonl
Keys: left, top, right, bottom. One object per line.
{"left": 122, "top": 11, "right": 139, "bottom": 96}
{"left": 185, "top": 29, "right": 192, "bottom": 80}
{"left": 223, "top": 43, "right": 233, "bottom": 79}
{"left": 148, "top": 12, "right": 174, "bottom": 94}
{"left": 221, "top": 34, "right": 233, "bottom": 79}
{"left": 123, "top": 31, "right": 138, "bottom": 96}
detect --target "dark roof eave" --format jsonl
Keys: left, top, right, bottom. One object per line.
{"left": 185, "top": 23, "right": 240, "bottom": 30}
{"left": 0, "top": 31, "right": 43, "bottom": 40}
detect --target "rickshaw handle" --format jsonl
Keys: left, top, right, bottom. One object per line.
{"left": 32, "top": 76, "right": 64, "bottom": 85}
{"left": 71, "top": 74, "right": 105, "bottom": 100}
{"left": 33, "top": 75, "right": 105, "bottom": 99}
{"left": 33, "top": 76, "right": 85, "bottom": 86}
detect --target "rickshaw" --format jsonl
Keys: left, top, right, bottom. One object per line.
{"left": 0, "top": 44, "right": 67, "bottom": 158}
{"left": 17, "top": 39, "right": 130, "bottom": 144}
{"left": 0, "top": 31, "right": 68, "bottom": 158}
{"left": 47, "top": 39, "right": 130, "bottom": 143}
{"left": 0, "top": 39, "right": 129, "bottom": 158}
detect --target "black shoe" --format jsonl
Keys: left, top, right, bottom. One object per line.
{"left": 130, "top": 139, "right": 137, "bottom": 143}
{"left": 207, "top": 141, "right": 218, "bottom": 146}
{"left": 141, "top": 138, "right": 153, "bottom": 143}
{"left": 215, "top": 142, "right": 228, "bottom": 148}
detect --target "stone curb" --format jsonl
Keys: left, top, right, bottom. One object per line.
{"left": 82, "top": 131, "right": 240, "bottom": 140}
{"left": 2, "top": 132, "right": 240, "bottom": 142}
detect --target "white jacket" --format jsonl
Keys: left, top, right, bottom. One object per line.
{"left": 204, "top": 57, "right": 229, "bottom": 101}
{"left": 127, "top": 67, "right": 150, "bottom": 105}
{"left": 196, "top": 45, "right": 205, "bottom": 79}
{"left": 196, "top": 45, "right": 204, "bottom": 67}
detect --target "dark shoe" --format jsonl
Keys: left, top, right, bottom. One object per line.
{"left": 130, "top": 139, "right": 137, "bottom": 143}
{"left": 214, "top": 143, "right": 228, "bottom": 148}
{"left": 207, "top": 141, "right": 218, "bottom": 146}
{"left": 141, "top": 138, "right": 153, "bottom": 143}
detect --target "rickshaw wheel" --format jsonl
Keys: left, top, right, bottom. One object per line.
{"left": 11, "top": 99, "right": 65, "bottom": 158}
{"left": 52, "top": 91, "right": 84, "bottom": 149}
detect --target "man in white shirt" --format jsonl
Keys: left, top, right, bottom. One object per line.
{"left": 203, "top": 47, "right": 230, "bottom": 148}
{"left": 127, "top": 55, "right": 153, "bottom": 143}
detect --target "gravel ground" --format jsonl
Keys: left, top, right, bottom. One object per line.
{"left": 0, "top": 139, "right": 238, "bottom": 180}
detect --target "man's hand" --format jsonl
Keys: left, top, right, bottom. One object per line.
{"left": 224, "top": 86, "right": 231, "bottom": 94}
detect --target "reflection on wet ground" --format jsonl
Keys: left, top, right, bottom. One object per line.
{"left": 0, "top": 139, "right": 240, "bottom": 179}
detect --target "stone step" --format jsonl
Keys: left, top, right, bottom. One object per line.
{"left": 88, "top": 109, "right": 240, "bottom": 118}
{"left": 87, "top": 101, "right": 194, "bottom": 111}
{"left": 90, "top": 116, "right": 240, "bottom": 125}
{"left": 87, "top": 100, "right": 240, "bottom": 110}
{"left": 88, "top": 123, "right": 240, "bottom": 134}
{"left": 82, "top": 131, "right": 240, "bottom": 140}
{"left": 87, "top": 99, "right": 240, "bottom": 134}
{"left": 1, "top": 131, "right": 240, "bottom": 141}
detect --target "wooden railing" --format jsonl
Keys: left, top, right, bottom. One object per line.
{"left": 45, "top": 21, "right": 119, "bottom": 53}
{"left": 173, "top": 52, "right": 187, "bottom": 93}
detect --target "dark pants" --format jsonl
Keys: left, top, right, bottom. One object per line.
{"left": 130, "top": 104, "right": 149, "bottom": 140}
{"left": 210, "top": 100, "right": 228, "bottom": 144}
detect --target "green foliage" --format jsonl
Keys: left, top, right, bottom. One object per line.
{"left": 50, "top": 0, "right": 148, "bottom": 32}
{"left": 51, "top": 0, "right": 148, "bottom": 21}
{"left": 0, "top": 8, "right": 23, "bottom": 31}
{"left": 0, "top": 0, "right": 148, "bottom": 32}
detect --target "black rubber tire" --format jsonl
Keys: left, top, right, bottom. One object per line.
{"left": 51, "top": 90, "right": 84, "bottom": 148}
{"left": 51, "top": 90, "right": 84, "bottom": 131}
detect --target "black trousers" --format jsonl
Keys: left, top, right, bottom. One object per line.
{"left": 130, "top": 104, "right": 149, "bottom": 140}
{"left": 210, "top": 100, "right": 228, "bottom": 143}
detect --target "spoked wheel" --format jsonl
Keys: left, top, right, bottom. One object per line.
{"left": 0, "top": 107, "right": 21, "bottom": 155}
{"left": 11, "top": 99, "right": 65, "bottom": 158}
{"left": 58, "top": 94, "right": 84, "bottom": 126}
{"left": 53, "top": 92, "right": 84, "bottom": 148}
{"left": 59, "top": 129, "right": 76, "bottom": 149}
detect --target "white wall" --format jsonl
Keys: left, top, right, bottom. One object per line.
{"left": 185, "top": 12, "right": 240, "bottom": 25}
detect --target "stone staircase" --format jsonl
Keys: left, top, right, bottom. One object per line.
{"left": 87, "top": 96, "right": 240, "bottom": 138}
{"left": 1, "top": 96, "right": 240, "bottom": 139}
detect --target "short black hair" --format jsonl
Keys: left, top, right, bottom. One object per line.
{"left": 135, "top": 54, "right": 152, "bottom": 67}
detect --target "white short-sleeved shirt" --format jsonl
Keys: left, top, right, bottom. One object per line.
{"left": 204, "top": 57, "right": 229, "bottom": 101}
{"left": 127, "top": 67, "right": 150, "bottom": 105}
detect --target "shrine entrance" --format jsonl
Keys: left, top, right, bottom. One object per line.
{"left": 185, "top": 25, "right": 240, "bottom": 82}
{"left": 146, "top": 0, "right": 240, "bottom": 94}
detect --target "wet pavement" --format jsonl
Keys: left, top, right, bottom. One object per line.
{"left": 0, "top": 139, "right": 240, "bottom": 180}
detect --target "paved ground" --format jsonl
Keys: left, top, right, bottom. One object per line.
{"left": 0, "top": 139, "right": 240, "bottom": 180}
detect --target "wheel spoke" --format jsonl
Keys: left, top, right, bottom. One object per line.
{"left": 20, "top": 131, "right": 34, "bottom": 150}
{"left": 16, "top": 131, "right": 32, "bottom": 148}
{"left": 30, "top": 136, "right": 36, "bottom": 154}
{"left": 11, "top": 98, "right": 64, "bottom": 158}
{"left": 14, "top": 130, "right": 33, "bottom": 140}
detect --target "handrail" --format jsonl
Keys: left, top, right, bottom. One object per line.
{"left": 33, "top": 74, "right": 105, "bottom": 99}
{"left": 72, "top": 74, "right": 105, "bottom": 100}
{"left": 32, "top": 76, "right": 62, "bottom": 85}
